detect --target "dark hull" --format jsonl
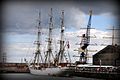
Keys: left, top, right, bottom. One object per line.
{"left": 61, "top": 66, "right": 120, "bottom": 80}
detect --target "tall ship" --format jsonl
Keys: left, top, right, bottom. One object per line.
{"left": 25, "top": 8, "right": 71, "bottom": 76}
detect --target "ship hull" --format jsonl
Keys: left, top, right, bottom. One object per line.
{"left": 29, "top": 67, "right": 68, "bottom": 76}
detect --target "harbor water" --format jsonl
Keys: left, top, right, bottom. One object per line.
{"left": 0, "top": 73, "right": 103, "bottom": 80}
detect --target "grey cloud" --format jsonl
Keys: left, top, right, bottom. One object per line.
{"left": 2, "top": 0, "right": 118, "bottom": 34}
{"left": 74, "top": 0, "right": 118, "bottom": 15}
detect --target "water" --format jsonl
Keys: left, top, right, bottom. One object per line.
{"left": 0, "top": 73, "right": 104, "bottom": 80}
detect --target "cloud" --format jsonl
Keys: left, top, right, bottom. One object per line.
{"left": 63, "top": 29, "right": 112, "bottom": 63}
{"left": 4, "top": 28, "right": 113, "bottom": 63}
{"left": 75, "top": 0, "right": 118, "bottom": 15}
{"left": 3, "top": 3, "right": 85, "bottom": 34}
{"left": 100, "top": 12, "right": 113, "bottom": 17}
{"left": 64, "top": 7, "right": 86, "bottom": 29}
{"left": 2, "top": 0, "right": 118, "bottom": 63}
{"left": 2, "top": 0, "right": 118, "bottom": 34}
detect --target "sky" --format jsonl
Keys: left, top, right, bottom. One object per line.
{"left": 1, "top": 0, "right": 119, "bottom": 63}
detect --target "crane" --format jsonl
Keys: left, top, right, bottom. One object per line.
{"left": 78, "top": 10, "right": 92, "bottom": 64}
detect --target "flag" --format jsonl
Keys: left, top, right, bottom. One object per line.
{"left": 67, "top": 41, "right": 70, "bottom": 49}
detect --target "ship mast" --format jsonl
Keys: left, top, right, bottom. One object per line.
{"left": 55, "top": 10, "right": 65, "bottom": 65}
{"left": 45, "top": 8, "right": 54, "bottom": 67}
{"left": 59, "top": 10, "right": 65, "bottom": 63}
{"left": 33, "top": 11, "right": 43, "bottom": 67}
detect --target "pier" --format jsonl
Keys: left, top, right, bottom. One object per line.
{"left": 0, "top": 63, "right": 29, "bottom": 73}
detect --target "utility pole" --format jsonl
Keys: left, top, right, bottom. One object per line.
{"left": 107, "top": 26, "right": 119, "bottom": 46}
{"left": 103, "top": 26, "right": 120, "bottom": 46}
{"left": 2, "top": 52, "right": 6, "bottom": 63}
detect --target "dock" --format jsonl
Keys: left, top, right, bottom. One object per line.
{"left": 0, "top": 63, "right": 29, "bottom": 73}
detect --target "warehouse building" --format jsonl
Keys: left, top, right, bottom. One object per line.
{"left": 93, "top": 44, "right": 120, "bottom": 66}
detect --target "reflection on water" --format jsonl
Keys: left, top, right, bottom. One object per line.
{"left": 0, "top": 73, "right": 103, "bottom": 80}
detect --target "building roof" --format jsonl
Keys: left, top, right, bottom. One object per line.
{"left": 93, "top": 45, "right": 120, "bottom": 56}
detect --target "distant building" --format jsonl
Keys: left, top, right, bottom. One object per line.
{"left": 93, "top": 45, "right": 120, "bottom": 66}
{"left": 0, "top": 52, "right": 7, "bottom": 63}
